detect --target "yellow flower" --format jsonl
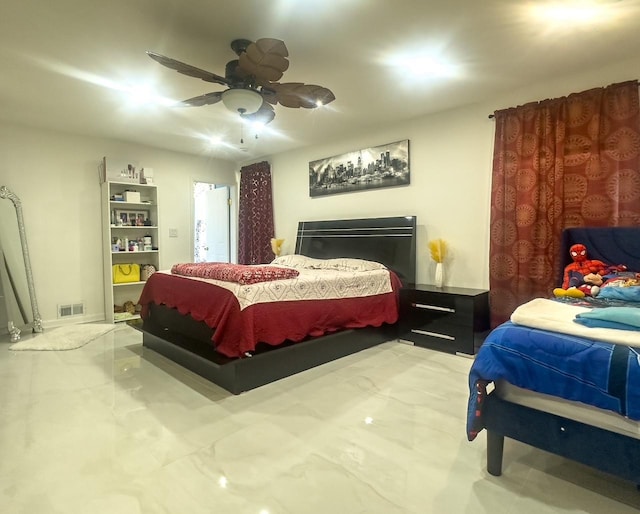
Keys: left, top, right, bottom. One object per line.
{"left": 271, "top": 238, "right": 285, "bottom": 257}
{"left": 428, "top": 239, "right": 448, "bottom": 263}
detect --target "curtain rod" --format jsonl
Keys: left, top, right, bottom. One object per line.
{"left": 488, "top": 81, "right": 640, "bottom": 119}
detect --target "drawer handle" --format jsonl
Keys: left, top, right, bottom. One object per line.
{"left": 413, "top": 303, "right": 455, "bottom": 313}
{"left": 411, "top": 329, "right": 455, "bottom": 341}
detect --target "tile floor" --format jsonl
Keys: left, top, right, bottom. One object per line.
{"left": 1, "top": 325, "right": 640, "bottom": 513}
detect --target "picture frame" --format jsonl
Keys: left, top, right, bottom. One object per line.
{"left": 115, "top": 209, "right": 150, "bottom": 226}
{"left": 309, "top": 139, "right": 410, "bottom": 197}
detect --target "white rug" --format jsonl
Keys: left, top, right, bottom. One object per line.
{"left": 9, "top": 324, "right": 117, "bottom": 351}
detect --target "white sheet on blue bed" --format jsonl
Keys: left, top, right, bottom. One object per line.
{"left": 511, "top": 297, "right": 640, "bottom": 347}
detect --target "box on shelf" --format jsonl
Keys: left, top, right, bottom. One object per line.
{"left": 141, "top": 167, "right": 154, "bottom": 185}
{"left": 124, "top": 191, "right": 141, "bottom": 203}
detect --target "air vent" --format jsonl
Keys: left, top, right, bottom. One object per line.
{"left": 58, "top": 302, "right": 85, "bottom": 318}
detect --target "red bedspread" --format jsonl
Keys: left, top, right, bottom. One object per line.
{"left": 138, "top": 271, "right": 401, "bottom": 358}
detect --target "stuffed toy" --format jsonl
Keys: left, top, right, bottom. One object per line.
{"left": 561, "top": 244, "right": 608, "bottom": 289}
{"left": 553, "top": 273, "right": 603, "bottom": 299}
{"left": 554, "top": 244, "right": 628, "bottom": 298}
{"left": 577, "top": 272, "right": 604, "bottom": 297}
{"left": 554, "top": 244, "right": 610, "bottom": 299}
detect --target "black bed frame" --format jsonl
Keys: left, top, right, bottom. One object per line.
{"left": 142, "top": 215, "right": 416, "bottom": 394}
{"left": 483, "top": 226, "right": 640, "bottom": 484}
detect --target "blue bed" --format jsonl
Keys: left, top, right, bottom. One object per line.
{"left": 469, "top": 227, "right": 640, "bottom": 484}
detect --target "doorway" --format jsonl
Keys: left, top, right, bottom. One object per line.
{"left": 193, "top": 182, "right": 231, "bottom": 263}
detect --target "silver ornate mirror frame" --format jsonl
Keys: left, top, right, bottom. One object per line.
{"left": 0, "top": 186, "right": 43, "bottom": 341}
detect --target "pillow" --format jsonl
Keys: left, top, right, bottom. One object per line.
{"left": 270, "top": 254, "right": 386, "bottom": 272}
{"left": 171, "top": 262, "right": 299, "bottom": 285}
{"left": 598, "top": 272, "right": 640, "bottom": 302}
{"left": 270, "top": 254, "right": 323, "bottom": 269}
{"left": 312, "top": 257, "right": 387, "bottom": 272}
{"left": 575, "top": 307, "right": 640, "bottom": 330}
{"left": 598, "top": 286, "right": 640, "bottom": 302}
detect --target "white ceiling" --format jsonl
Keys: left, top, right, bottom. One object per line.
{"left": 2, "top": 0, "right": 639, "bottom": 161}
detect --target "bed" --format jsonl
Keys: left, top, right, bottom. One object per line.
{"left": 467, "top": 227, "right": 640, "bottom": 485}
{"left": 139, "top": 215, "right": 416, "bottom": 394}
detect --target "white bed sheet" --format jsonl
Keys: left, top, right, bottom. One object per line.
{"left": 163, "top": 267, "right": 393, "bottom": 310}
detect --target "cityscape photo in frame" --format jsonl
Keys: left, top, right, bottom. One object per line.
{"left": 309, "top": 139, "right": 410, "bottom": 197}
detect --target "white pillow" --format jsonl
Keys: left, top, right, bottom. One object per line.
{"left": 270, "top": 254, "right": 323, "bottom": 269}
{"left": 316, "top": 257, "right": 387, "bottom": 272}
{"left": 271, "top": 254, "right": 386, "bottom": 272}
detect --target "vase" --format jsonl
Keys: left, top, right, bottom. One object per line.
{"left": 434, "top": 262, "right": 444, "bottom": 288}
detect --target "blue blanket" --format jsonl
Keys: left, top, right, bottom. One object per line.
{"left": 466, "top": 321, "right": 640, "bottom": 441}
{"left": 575, "top": 306, "right": 640, "bottom": 331}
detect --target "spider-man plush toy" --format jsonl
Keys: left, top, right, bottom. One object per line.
{"left": 561, "top": 244, "right": 608, "bottom": 289}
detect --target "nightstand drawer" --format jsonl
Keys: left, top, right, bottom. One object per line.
{"left": 408, "top": 300, "right": 472, "bottom": 328}
{"left": 407, "top": 328, "right": 459, "bottom": 352}
{"left": 410, "top": 320, "right": 469, "bottom": 339}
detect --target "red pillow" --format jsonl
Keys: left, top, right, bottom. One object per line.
{"left": 171, "top": 263, "right": 299, "bottom": 285}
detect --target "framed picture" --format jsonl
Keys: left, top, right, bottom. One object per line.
{"left": 309, "top": 139, "right": 410, "bottom": 197}
{"left": 115, "top": 209, "right": 150, "bottom": 226}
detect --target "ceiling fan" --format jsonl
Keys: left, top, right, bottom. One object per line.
{"left": 147, "top": 38, "right": 336, "bottom": 125}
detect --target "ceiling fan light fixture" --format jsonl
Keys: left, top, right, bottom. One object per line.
{"left": 221, "top": 88, "right": 263, "bottom": 115}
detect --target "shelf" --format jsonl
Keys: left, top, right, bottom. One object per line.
{"left": 108, "top": 181, "right": 156, "bottom": 188}
{"left": 112, "top": 250, "right": 158, "bottom": 254}
{"left": 110, "top": 225, "right": 158, "bottom": 229}
{"left": 114, "top": 313, "right": 141, "bottom": 323}
{"left": 102, "top": 175, "right": 161, "bottom": 324}
{"left": 110, "top": 201, "right": 155, "bottom": 207}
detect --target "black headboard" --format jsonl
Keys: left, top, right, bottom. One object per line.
{"left": 559, "top": 227, "right": 640, "bottom": 283}
{"left": 295, "top": 216, "right": 417, "bottom": 285}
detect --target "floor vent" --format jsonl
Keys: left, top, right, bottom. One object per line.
{"left": 58, "top": 302, "right": 85, "bottom": 318}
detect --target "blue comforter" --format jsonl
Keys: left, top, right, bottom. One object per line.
{"left": 466, "top": 321, "right": 640, "bottom": 440}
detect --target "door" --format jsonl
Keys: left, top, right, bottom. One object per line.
{"left": 193, "top": 182, "right": 230, "bottom": 263}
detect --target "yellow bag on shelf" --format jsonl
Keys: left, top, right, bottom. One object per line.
{"left": 112, "top": 263, "right": 140, "bottom": 284}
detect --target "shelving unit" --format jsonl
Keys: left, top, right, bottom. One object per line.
{"left": 101, "top": 180, "right": 160, "bottom": 323}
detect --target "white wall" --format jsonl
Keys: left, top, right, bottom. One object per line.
{"left": 1, "top": 54, "right": 637, "bottom": 326}
{"left": 260, "top": 55, "right": 640, "bottom": 289}
{"left": 0, "top": 122, "right": 237, "bottom": 327}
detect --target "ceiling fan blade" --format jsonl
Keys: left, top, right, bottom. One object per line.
{"left": 267, "top": 83, "right": 336, "bottom": 109}
{"left": 147, "top": 51, "right": 229, "bottom": 86}
{"left": 238, "top": 38, "right": 290, "bottom": 83}
{"left": 181, "top": 91, "right": 223, "bottom": 107}
{"left": 240, "top": 102, "right": 276, "bottom": 125}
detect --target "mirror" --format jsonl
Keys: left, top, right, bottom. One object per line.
{"left": 0, "top": 186, "right": 42, "bottom": 342}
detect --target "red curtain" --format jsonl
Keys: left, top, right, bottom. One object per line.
{"left": 238, "top": 161, "right": 275, "bottom": 265}
{"left": 489, "top": 80, "right": 640, "bottom": 327}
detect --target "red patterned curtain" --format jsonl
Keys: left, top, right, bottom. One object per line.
{"left": 238, "top": 161, "right": 275, "bottom": 264}
{"left": 489, "top": 80, "right": 640, "bottom": 327}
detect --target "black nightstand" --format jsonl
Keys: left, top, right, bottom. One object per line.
{"left": 398, "top": 284, "right": 490, "bottom": 355}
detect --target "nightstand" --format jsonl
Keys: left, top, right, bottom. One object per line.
{"left": 398, "top": 284, "right": 490, "bottom": 355}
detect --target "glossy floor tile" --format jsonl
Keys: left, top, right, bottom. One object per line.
{"left": 1, "top": 325, "right": 639, "bottom": 513}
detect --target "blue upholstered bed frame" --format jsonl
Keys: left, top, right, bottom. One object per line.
{"left": 485, "top": 226, "right": 640, "bottom": 484}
